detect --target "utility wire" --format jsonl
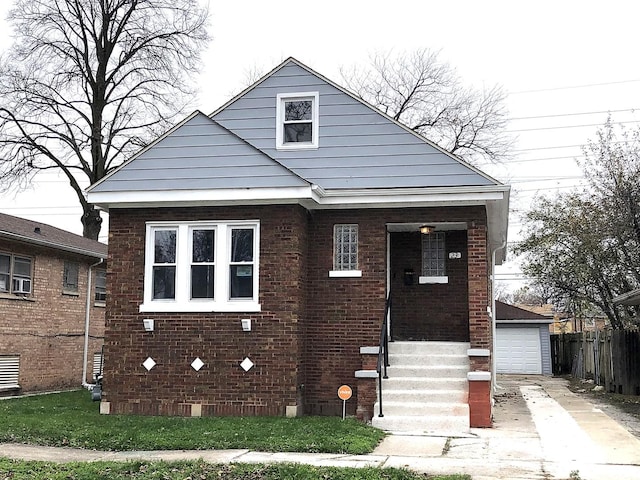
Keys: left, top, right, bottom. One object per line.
{"left": 509, "top": 79, "right": 640, "bottom": 95}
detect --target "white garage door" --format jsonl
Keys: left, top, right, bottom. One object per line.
{"left": 496, "top": 327, "right": 542, "bottom": 374}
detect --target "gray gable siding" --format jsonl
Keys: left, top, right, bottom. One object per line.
{"left": 90, "top": 113, "right": 307, "bottom": 193}
{"left": 213, "top": 62, "right": 495, "bottom": 190}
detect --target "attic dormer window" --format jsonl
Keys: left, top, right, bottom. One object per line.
{"left": 276, "top": 92, "right": 319, "bottom": 150}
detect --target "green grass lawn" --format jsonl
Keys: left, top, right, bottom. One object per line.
{"left": 0, "top": 390, "right": 384, "bottom": 454}
{"left": 0, "top": 458, "right": 470, "bottom": 480}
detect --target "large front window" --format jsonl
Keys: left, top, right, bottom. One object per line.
{"left": 0, "top": 253, "right": 32, "bottom": 295}
{"left": 142, "top": 221, "right": 260, "bottom": 312}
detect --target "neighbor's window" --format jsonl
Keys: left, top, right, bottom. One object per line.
{"left": 0, "top": 253, "right": 32, "bottom": 295}
{"left": 422, "top": 232, "right": 446, "bottom": 276}
{"left": 276, "top": 92, "right": 319, "bottom": 149}
{"left": 94, "top": 269, "right": 106, "bottom": 303}
{"left": 142, "top": 221, "right": 260, "bottom": 312}
{"left": 63, "top": 261, "right": 79, "bottom": 294}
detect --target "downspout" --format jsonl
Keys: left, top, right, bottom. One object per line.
{"left": 82, "top": 257, "right": 104, "bottom": 389}
{"left": 490, "top": 239, "right": 507, "bottom": 393}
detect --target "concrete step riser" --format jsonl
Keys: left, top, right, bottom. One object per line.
{"left": 385, "top": 365, "right": 468, "bottom": 378}
{"left": 371, "top": 415, "right": 470, "bottom": 434}
{"left": 374, "top": 402, "right": 469, "bottom": 417}
{"left": 387, "top": 341, "right": 470, "bottom": 355}
{"left": 388, "top": 354, "right": 469, "bottom": 367}
{"left": 382, "top": 378, "right": 468, "bottom": 391}
{"left": 379, "top": 390, "right": 468, "bottom": 403}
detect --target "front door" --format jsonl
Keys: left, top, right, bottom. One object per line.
{"left": 388, "top": 229, "right": 470, "bottom": 342}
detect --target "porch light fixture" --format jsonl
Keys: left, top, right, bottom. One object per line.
{"left": 420, "top": 225, "right": 435, "bottom": 235}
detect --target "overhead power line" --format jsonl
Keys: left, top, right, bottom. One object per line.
{"left": 508, "top": 108, "right": 639, "bottom": 121}
{"left": 509, "top": 79, "right": 640, "bottom": 95}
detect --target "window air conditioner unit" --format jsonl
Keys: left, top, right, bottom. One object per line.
{"left": 13, "top": 278, "right": 31, "bottom": 294}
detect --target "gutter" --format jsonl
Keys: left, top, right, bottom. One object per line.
{"left": 82, "top": 257, "right": 104, "bottom": 389}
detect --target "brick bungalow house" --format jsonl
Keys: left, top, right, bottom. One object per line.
{"left": 86, "top": 58, "right": 510, "bottom": 433}
{"left": 0, "top": 212, "right": 107, "bottom": 394}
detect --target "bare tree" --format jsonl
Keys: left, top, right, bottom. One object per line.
{"left": 0, "top": 0, "right": 209, "bottom": 239}
{"left": 341, "top": 49, "right": 512, "bottom": 165}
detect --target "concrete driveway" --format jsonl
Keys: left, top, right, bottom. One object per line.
{"left": 375, "top": 375, "right": 640, "bottom": 479}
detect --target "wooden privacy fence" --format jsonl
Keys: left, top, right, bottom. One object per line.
{"left": 551, "top": 329, "right": 640, "bottom": 396}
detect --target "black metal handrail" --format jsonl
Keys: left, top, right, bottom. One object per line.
{"left": 376, "top": 291, "right": 392, "bottom": 417}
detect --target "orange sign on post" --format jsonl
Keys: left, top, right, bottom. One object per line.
{"left": 338, "top": 385, "right": 352, "bottom": 419}
{"left": 338, "top": 385, "right": 352, "bottom": 400}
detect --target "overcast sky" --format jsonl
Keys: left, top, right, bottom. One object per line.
{"left": 1, "top": 0, "right": 639, "bottom": 286}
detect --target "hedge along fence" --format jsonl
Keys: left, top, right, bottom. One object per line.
{"left": 551, "top": 329, "right": 640, "bottom": 396}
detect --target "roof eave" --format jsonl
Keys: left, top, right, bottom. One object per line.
{"left": 0, "top": 231, "right": 107, "bottom": 259}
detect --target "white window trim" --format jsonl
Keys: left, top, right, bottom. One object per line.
{"left": 419, "top": 276, "right": 449, "bottom": 284}
{"left": 140, "top": 220, "right": 260, "bottom": 313}
{"left": 329, "top": 270, "right": 362, "bottom": 278}
{"left": 276, "top": 92, "right": 319, "bottom": 150}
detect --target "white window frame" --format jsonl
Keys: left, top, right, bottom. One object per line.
{"left": 276, "top": 92, "right": 319, "bottom": 150}
{"left": 141, "top": 221, "right": 260, "bottom": 313}
{"left": 329, "top": 224, "right": 362, "bottom": 278}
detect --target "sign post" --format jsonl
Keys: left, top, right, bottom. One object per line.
{"left": 337, "top": 384, "right": 352, "bottom": 420}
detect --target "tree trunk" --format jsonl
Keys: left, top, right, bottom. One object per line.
{"left": 81, "top": 207, "right": 103, "bottom": 241}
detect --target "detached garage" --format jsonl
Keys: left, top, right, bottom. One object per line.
{"left": 495, "top": 301, "right": 552, "bottom": 375}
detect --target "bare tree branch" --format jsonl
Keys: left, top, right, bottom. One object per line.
{"left": 0, "top": 0, "right": 210, "bottom": 239}
{"left": 340, "top": 48, "right": 513, "bottom": 165}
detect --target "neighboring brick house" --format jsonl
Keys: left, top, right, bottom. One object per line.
{"left": 0, "top": 213, "right": 107, "bottom": 394}
{"left": 87, "top": 58, "right": 510, "bottom": 431}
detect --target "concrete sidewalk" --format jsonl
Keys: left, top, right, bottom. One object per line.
{"left": 1, "top": 376, "right": 640, "bottom": 479}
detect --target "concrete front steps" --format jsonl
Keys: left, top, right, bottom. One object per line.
{"left": 371, "top": 341, "right": 470, "bottom": 436}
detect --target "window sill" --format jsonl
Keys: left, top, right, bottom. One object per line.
{"left": 418, "top": 276, "right": 449, "bottom": 284}
{"left": 139, "top": 301, "right": 261, "bottom": 313}
{"left": 94, "top": 302, "right": 106, "bottom": 308}
{"left": 329, "top": 270, "right": 362, "bottom": 278}
{"left": 63, "top": 290, "right": 80, "bottom": 296}
{"left": 0, "top": 293, "right": 35, "bottom": 302}
{"left": 276, "top": 142, "right": 318, "bottom": 151}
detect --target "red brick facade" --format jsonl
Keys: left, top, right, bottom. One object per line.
{"left": 0, "top": 238, "right": 105, "bottom": 393}
{"left": 103, "top": 204, "right": 491, "bottom": 419}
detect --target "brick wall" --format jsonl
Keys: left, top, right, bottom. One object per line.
{"left": 0, "top": 239, "right": 105, "bottom": 393}
{"left": 104, "top": 204, "right": 490, "bottom": 417}
{"left": 390, "top": 230, "right": 469, "bottom": 341}
{"left": 304, "top": 206, "right": 487, "bottom": 416}
{"left": 104, "top": 205, "right": 307, "bottom": 416}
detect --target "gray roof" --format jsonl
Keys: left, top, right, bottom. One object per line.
{"left": 496, "top": 301, "right": 552, "bottom": 324}
{"left": 90, "top": 112, "right": 308, "bottom": 193}
{"left": 0, "top": 212, "right": 107, "bottom": 259}
{"left": 90, "top": 58, "right": 501, "bottom": 194}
